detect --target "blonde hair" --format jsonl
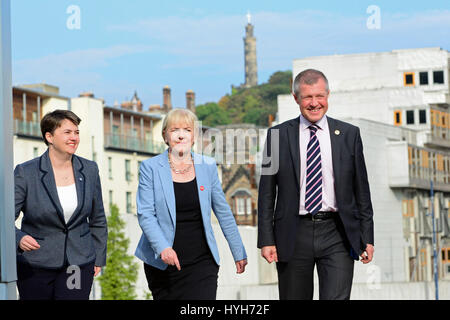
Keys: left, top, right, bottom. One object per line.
{"left": 162, "top": 108, "right": 199, "bottom": 146}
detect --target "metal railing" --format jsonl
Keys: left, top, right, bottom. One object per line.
{"left": 105, "top": 133, "right": 166, "bottom": 155}
{"left": 13, "top": 119, "right": 41, "bottom": 138}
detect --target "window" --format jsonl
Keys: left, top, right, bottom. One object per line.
{"left": 125, "top": 159, "right": 131, "bottom": 181}
{"left": 419, "top": 72, "right": 428, "bottom": 85}
{"left": 138, "top": 161, "right": 142, "bottom": 179}
{"left": 441, "top": 248, "right": 450, "bottom": 263}
{"left": 126, "top": 192, "right": 132, "bottom": 213}
{"left": 109, "top": 190, "right": 113, "bottom": 208}
{"left": 419, "top": 110, "right": 427, "bottom": 124}
{"left": 235, "top": 197, "right": 252, "bottom": 215}
{"left": 91, "top": 136, "right": 96, "bottom": 162}
{"left": 112, "top": 125, "right": 120, "bottom": 146}
{"left": 394, "top": 110, "right": 402, "bottom": 126}
{"left": 236, "top": 198, "right": 245, "bottom": 215}
{"left": 33, "top": 147, "right": 38, "bottom": 158}
{"left": 420, "top": 248, "right": 427, "bottom": 266}
{"left": 108, "top": 157, "right": 113, "bottom": 179}
{"left": 406, "top": 110, "right": 415, "bottom": 124}
{"left": 433, "top": 71, "right": 444, "bottom": 84}
{"left": 404, "top": 72, "right": 415, "bottom": 86}
{"left": 402, "top": 199, "right": 414, "bottom": 217}
{"left": 421, "top": 150, "right": 429, "bottom": 168}
{"left": 246, "top": 198, "right": 252, "bottom": 215}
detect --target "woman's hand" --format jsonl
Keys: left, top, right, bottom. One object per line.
{"left": 94, "top": 266, "right": 102, "bottom": 277}
{"left": 160, "top": 247, "right": 181, "bottom": 270}
{"left": 19, "top": 235, "right": 40, "bottom": 252}
{"left": 235, "top": 259, "right": 248, "bottom": 274}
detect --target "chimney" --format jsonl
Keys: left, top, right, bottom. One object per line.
{"left": 79, "top": 92, "right": 94, "bottom": 98}
{"left": 186, "top": 90, "right": 195, "bottom": 112}
{"left": 163, "top": 86, "right": 172, "bottom": 113}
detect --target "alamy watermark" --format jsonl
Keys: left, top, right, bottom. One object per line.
{"left": 66, "top": 265, "right": 81, "bottom": 290}
{"left": 66, "top": 5, "right": 81, "bottom": 30}
{"left": 366, "top": 5, "right": 381, "bottom": 30}
{"left": 186, "top": 124, "right": 280, "bottom": 175}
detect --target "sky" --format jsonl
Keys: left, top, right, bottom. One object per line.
{"left": 10, "top": 0, "right": 450, "bottom": 110}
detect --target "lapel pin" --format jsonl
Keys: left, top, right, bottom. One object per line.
{"left": 200, "top": 186, "right": 205, "bottom": 191}
{"left": 334, "top": 130, "right": 340, "bottom": 135}
{"left": 79, "top": 177, "right": 83, "bottom": 181}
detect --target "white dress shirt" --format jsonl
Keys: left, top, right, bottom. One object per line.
{"left": 299, "top": 115, "right": 338, "bottom": 215}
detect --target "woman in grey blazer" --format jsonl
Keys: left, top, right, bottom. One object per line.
{"left": 14, "top": 110, "right": 108, "bottom": 300}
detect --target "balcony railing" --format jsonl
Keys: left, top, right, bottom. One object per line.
{"left": 388, "top": 142, "right": 450, "bottom": 192}
{"left": 105, "top": 133, "right": 166, "bottom": 155}
{"left": 14, "top": 119, "right": 41, "bottom": 138}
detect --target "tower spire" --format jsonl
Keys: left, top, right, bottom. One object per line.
{"left": 243, "top": 12, "right": 258, "bottom": 88}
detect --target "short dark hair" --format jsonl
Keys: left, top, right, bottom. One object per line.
{"left": 40, "top": 110, "right": 81, "bottom": 146}
{"left": 293, "top": 69, "right": 329, "bottom": 97}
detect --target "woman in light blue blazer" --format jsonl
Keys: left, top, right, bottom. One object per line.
{"left": 135, "top": 108, "right": 247, "bottom": 300}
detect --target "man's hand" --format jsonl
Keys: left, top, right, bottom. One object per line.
{"left": 261, "top": 246, "right": 278, "bottom": 263}
{"left": 160, "top": 247, "right": 181, "bottom": 270}
{"left": 360, "top": 244, "right": 374, "bottom": 264}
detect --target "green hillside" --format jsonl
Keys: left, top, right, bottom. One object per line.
{"left": 196, "top": 70, "right": 292, "bottom": 127}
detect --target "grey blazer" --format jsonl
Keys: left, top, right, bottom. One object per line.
{"left": 14, "top": 150, "right": 108, "bottom": 269}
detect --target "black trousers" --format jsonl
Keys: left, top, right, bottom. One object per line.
{"left": 17, "top": 261, "right": 95, "bottom": 300}
{"left": 276, "top": 216, "right": 355, "bottom": 300}
{"left": 144, "top": 256, "right": 219, "bottom": 300}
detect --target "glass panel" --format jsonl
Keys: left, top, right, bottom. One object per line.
{"left": 419, "top": 110, "right": 426, "bottom": 124}
{"left": 406, "top": 110, "right": 414, "bottom": 124}
{"left": 419, "top": 72, "right": 428, "bottom": 85}
{"left": 433, "top": 71, "right": 444, "bottom": 84}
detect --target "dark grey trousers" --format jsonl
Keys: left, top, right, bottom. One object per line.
{"left": 276, "top": 216, "right": 355, "bottom": 300}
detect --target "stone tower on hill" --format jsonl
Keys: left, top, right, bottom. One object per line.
{"left": 243, "top": 12, "right": 258, "bottom": 88}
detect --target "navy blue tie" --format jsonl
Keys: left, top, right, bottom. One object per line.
{"left": 305, "top": 125, "right": 322, "bottom": 215}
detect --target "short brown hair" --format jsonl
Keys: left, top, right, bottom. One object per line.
{"left": 40, "top": 110, "right": 82, "bottom": 146}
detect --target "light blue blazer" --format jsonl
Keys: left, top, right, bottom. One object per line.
{"left": 134, "top": 149, "right": 247, "bottom": 270}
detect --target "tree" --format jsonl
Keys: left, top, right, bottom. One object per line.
{"left": 268, "top": 70, "right": 292, "bottom": 86}
{"left": 196, "top": 102, "right": 231, "bottom": 127}
{"left": 196, "top": 70, "right": 293, "bottom": 127}
{"left": 98, "top": 204, "right": 138, "bottom": 300}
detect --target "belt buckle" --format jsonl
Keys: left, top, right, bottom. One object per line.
{"left": 311, "top": 214, "right": 319, "bottom": 222}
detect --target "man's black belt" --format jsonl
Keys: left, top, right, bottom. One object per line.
{"left": 299, "top": 211, "right": 337, "bottom": 221}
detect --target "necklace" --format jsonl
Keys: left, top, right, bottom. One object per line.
{"left": 168, "top": 153, "right": 193, "bottom": 174}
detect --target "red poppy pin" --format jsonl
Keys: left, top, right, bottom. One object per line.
{"left": 200, "top": 186, "right": 205, "bottom": 191}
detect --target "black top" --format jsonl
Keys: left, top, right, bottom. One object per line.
{"left": 172, "top": 178, "right": 212, "bottom": 266}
